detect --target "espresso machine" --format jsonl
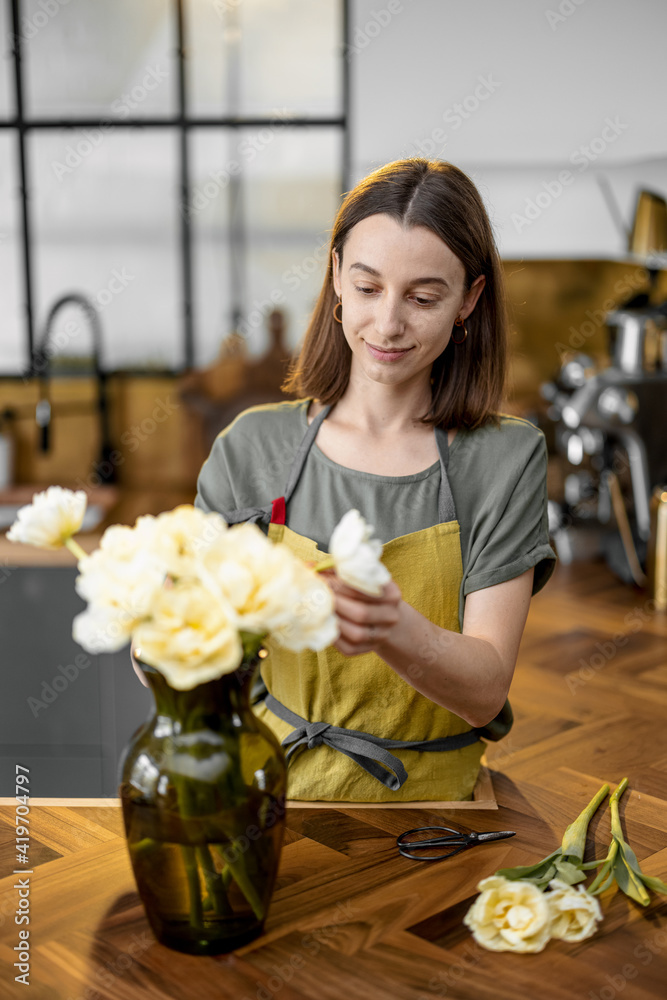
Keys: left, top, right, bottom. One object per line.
{"left": 542, "top": 302, "right": 667, "bottom": 584}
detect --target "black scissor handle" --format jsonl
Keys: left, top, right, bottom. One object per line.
{"left": 396, "top": 825, "right": 471, "bottom": 862}
{"left": 396, "top": 826, "right": 516, "bottom": 862}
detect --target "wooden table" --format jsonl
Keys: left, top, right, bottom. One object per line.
{"left": 1, "top": 561, "right": 666, "bottom": 999}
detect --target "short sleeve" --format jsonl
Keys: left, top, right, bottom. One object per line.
{"left": 461, "top": 425, "right": 556, "bottom": 599}
{"left": 194, "top": 433, "right": 237, "bottom": 515}
{"left": 192, "top": 401, "right": 303, "bottom": 535}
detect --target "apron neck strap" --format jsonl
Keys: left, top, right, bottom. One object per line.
{"left": 285, "top": 401, "right": 457, "bottom": 524}
{"left": 282, "top": 402, "right": 332, "bottom": 504}
{"left": 434, "top": 426, "right": 456, "bottom": 523}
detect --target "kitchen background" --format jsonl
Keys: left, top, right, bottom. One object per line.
{"left": 1, "top": 0, "right": 666, "bottom": 796}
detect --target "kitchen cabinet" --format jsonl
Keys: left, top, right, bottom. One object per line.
{"left": 0, "top": 566, "right": 152, "bottom": 797}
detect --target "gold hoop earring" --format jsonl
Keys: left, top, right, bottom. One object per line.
{"left": 451, "top": 316, "right": 468, "bottom": 344}
{"left": 333, "top": 299, "right": 343, "bottom": 323}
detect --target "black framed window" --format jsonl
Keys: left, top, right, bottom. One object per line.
{"left": 0, "top": 0, "right": 348, "bottom": 376}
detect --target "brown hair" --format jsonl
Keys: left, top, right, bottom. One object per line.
{"left": 281, "top": 158, "right": 508, "bottom": 430}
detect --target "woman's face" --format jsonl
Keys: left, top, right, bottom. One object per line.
{"left": 332, "top": 213, "right": 485, "bottom": 387}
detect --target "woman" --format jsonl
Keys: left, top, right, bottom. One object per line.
{"left": 144, "top": 158, "right": 556, "bottom": 803}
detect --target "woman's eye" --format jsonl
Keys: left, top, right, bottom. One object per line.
{"left": 356, "top": 286, "right": 376, "bottom": 295}
{"left": 413, "top": 297, "right": 437, "bottom": 306}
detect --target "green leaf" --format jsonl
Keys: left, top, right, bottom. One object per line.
{"left": 617, "top": 838, "right": 644, "bottom": 875}
{"left": 640, "top": 874, "right": 667, "bottom": 896}
{"left": 554, "top": 860, "right": 588, "bottom": 885}
{"left": 495, "top": 848, "right": 562, "bottom": 882}
{"left": 613, "top": 852, "right": 651, "bottom": 906}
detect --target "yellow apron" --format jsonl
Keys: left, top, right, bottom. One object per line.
{"left": 223, "top": 400, "right": 492, "bottom": 802}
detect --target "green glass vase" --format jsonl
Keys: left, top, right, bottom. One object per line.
{"left": 118, "top": 653, "right": 287, "bottom": 955}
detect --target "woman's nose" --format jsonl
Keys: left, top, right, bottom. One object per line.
{"left": 373, "top": 293, "right": 405, "bottom": 336}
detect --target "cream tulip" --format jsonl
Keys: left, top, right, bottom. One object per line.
{"left": 7, "top": 486, "right": 87, "bottom": 550}
{"left": 546, "top": 878, "right": 603, "bottom": 942}
{"left": 132, "top": 578, "right": 243, "bottom": 690}
{"left": 463, "top": 876, "right": 552, "bottom": 953}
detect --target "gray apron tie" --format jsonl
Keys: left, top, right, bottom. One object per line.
{"left": 264, "top": 694, "right": 485, "bottom": 791}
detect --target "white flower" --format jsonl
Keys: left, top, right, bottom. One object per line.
{"left": 74, "top": 523, "right": 167, "bottom": 636}
{"left": 132, "top": 579, "right": 243, "bottom": 690}
{"left": 463, "top": 876, "right": 552, "bottom": 953}
{"left": 7, "top": 486, "right": 87, "bottom": 550}
{"left": 197, "top": 522, "right": 339, "bottom": 651}
{"left": 268, "top": 554, "right": 340, "bottom": 652}
{"left": 73, "top": 605, "right": 136, "bottom": 654}
{"left": 546, "top": 878, "right": 603, "bottom": 942}
{"left": 328, "top": 509, "right": 392, "bottom": 596}
{"left": 150, "top": 505, "right": 229, "bottom": 579}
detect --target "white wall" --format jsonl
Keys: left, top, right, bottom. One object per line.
{"left": 350, "top": 0, "right": 667, "bottom": 257}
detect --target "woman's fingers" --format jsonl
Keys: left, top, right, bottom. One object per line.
{"left": 333, "top": 590, "right": 400, "bottom": 629}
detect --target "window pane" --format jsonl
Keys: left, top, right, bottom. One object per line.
{"left": 190, "top": 129, "right": 231, "bottom": 368}
{"left": 23, "top": 0, "right": 176, "bottom": 120}
{"left": 0, "top": 133, "right": 24, "bottom": 373}
{"left": 29, "top": 129, "right": 181, "bottom": 369}
{"left": 187, "top": 0, "right": 342, "bottom": 118}
{"left": 0, "top": 1, "right": 12, "bottom": 118}
{"left": 238, "top": 126, "right": 341, "bottom": 356}
{"left": 191, "top": 126, "right": 342, "bottom": 366}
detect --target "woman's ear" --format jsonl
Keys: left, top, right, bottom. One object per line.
{"left": 332, "top": 249, "right": 341, "bottom": 298}
{"left": 460, "top": 274, "right": 486, "bottom": 320}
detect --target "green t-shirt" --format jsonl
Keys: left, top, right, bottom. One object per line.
{"left": 194, "top": 397, "right": 556, "bottom": 628}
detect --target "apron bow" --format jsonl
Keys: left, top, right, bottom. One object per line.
{"left": 303, "top": 721, "right": 331, "bottom": 749}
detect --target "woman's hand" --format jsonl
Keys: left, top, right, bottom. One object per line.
{"left": 318, "top": 567, "right": 403, "bottom": 657}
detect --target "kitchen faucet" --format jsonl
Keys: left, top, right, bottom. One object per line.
{"left": 32, "top": 292, "right": 116, "bottom": 483}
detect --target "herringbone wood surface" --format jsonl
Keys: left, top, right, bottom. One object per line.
{"left": 1, "top": 561, "right": 666, "bottom": 999}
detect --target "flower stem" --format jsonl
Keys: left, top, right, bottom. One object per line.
{"left": 209, "top": 845, "right": 265, "bottom": 922}
{"left": 561, "top": 783, "right": 609, "bottom": 862}
{"left": 588, "top": 840, "right": 618, "bottom": 894}
{"left": 180, "top": 845, "right": 204, "bottom": 928}
{"left": 65, "top": 536, "right": 88, "bottom": 562}
{"left": 610, "top": 777, "right": 629, "bottom": 840}
{"left": 195, "top": 845, "right": 233, "bottom": 916}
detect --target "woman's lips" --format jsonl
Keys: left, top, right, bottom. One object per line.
{"left": 365, "top": 343, "right": 413, "bottom": 362}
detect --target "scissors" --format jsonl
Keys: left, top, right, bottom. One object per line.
{"left": 396, "top": 825, "right": 516, "bottom": 862}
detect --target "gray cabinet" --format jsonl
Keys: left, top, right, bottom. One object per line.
{"left": 0, "top": 567, "right": 153, "bottom": 797}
